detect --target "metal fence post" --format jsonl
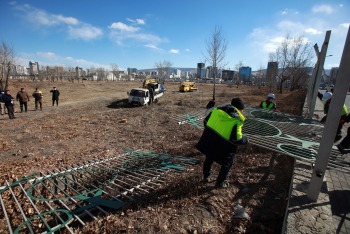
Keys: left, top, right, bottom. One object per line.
{"left": 308, "top": 31, "right": 331, "bottom": 119}
{"left": 307, "top": 27, "right": 350, "bottom": 201}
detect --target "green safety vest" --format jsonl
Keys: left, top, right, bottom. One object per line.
{"left": 262, "top": 101, "right": 274, "bottom": 109}
{"left": 323, "top": 101, "right": 348, "bottom": 116}
{"left": 206, "top": 106, "right": 246, "bottom": 141}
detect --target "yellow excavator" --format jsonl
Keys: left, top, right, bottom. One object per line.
{"left": 179, "top": 82, "right": 197, "bottom": 92}
{"left": 143, "top": 79, "right": 160, "bottom": 89}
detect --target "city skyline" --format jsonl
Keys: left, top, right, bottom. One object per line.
{"left": 0, "top": 0, "right": 349, "bottom": 71}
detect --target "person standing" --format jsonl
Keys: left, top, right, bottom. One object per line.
{"left": 196, "top": 98, "right": 248, "bottom": 188}
{"left": 50, "top": 87, "right": 60, "bottom": 106}
{"left": 16, "top": 88, "right": 30, "bottom": 113}
{"left": 2, "top": 90, "right": 16, "bottom": 119}
{"left": 259, "top": 93, "right": 277, "bottom": 111}
{"left": 0, "top": 89, "right": 6, "bottom": 115}
{"left": 32, "top": 88, "right": 43, "bottom": 111}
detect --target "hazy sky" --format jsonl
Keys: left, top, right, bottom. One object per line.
{"left": 1, "top": 0, "right": 349, "bottom": 71}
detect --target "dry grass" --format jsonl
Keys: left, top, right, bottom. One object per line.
{"left": 0, "top": 80, "right": 306, "bottom": 233}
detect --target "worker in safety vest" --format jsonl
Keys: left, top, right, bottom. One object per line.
{"left": 196, "top": 98, "right": 248, "bottom": 189}
{"left": 259, "top": 93, "right": 277, "bottom": 111}
{"left": 320, "top": 92, "right": 348, "bottom": 142}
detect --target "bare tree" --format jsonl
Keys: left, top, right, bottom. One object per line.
{"left": 202, "top": 25, "right": 228, "bottom": 99}
{"left": 256, "top": 65, "right": 266, "bottom": 92}
{"left": 269, "top": 34, "right": 314, "bottom": 93}
{"left": 110, "top": 63, "right": 120, "bottom": 82}
{"left": 234, "top": 60, "right": 244, "bottom": 88}
{"left": 155, "top": 60, "right": 173, "bottom": 84}
{"left": 0, "top": 40, "right": 17, "bottom": 89}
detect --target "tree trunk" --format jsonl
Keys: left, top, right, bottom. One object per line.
{"left": 4, "top": 62, "right": 11, "bottom": 90}
{"left": 213, "top": 75, "right": 216, "bottom": 99}
{"left": 280, "top": 81, "right": 283, "bottom": 94}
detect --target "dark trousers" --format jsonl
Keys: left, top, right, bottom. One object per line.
{"left": 20, "top": 102, "right": 28, "bottom": 112}
{"left": 340, "top": 127, "right": 350, "bottom": 148}
{"left": 6, "top": 105, "right": 15, "bottom": 119}
{"left": 35, "top": 99, "right": 42, "bottom": 109}
{"left": 52, "top": 99, "right": 58, "bottom": 106}
{"left": 203, "top": 155, "right": 235, "bottom": 184}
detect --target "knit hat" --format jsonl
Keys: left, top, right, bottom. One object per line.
{"left": 231, "top": 98, "right": 245, "bottom": 110}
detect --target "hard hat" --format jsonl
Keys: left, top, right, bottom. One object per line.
{"left": 268, "top": 93, "right": 275, "bottom": 98}
{"left": 322, "top": 92, "right": 332, "bottom": 101}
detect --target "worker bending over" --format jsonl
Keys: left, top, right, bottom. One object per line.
{"left": 259, "top": 93, "right": 277, "bottom": 111}
{"left": 337, "top": 113, "right": 350, "bottom": 154}
{"left": 196, "top": 98, "right": 248, "bottom": 188}
{"left": 320, "top": 92, "right": 348, "bottom": 142}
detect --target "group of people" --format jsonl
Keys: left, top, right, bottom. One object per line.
{"left": 0, "top": 87, "right": 60, "bottom": 119}
{"left": 199, "top": 90, "right": 349, "bottom": 189}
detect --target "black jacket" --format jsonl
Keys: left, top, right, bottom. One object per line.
{"left": 2, "top": 94, "right": 14, "bottom": 106}
{"left": 196, "top": 105, "right": 248, "bottom": 163}
{"left": 0, "top": 93, "right": 3, "bottom": 103}
{"left": 50, "top": 89, "right": 60, "bottom": 100}
{"left": 206, "top": 100, "right": 215, "bottom": 109}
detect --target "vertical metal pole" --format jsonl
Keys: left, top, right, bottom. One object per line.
{"left": 314, "top": 44, "right": 331, "bottom": 91}
{"left": 308, "top": 30, "right": 331, "bottom": 118}
{"left": 307, "top": 27, "right": 350, "bottom": 201}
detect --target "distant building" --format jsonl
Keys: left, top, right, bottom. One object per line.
{"left": 239, "top": 67, "right": 252, "bottom": 81}
{"left": 197, "top": 63, "right": 205, "bottom": 78}
{"left": 267, "top": 62, "right": 278, "bottom": 82}
{"left": 222, "top": 70, "right": 235, "bottom": 81}
{"left": 29, "top": 61, "right": 39, "bottom": 75}
{"left": 76, "top": 66, "right": 83, "bottom": 77}
{"left": 330, "top": 67, "right": 339, "bottom": 84}
{"left": 172, "top": 69, "right": 181, "bottom": 78}
{"left": 127, "top": 67, "right": 137, "bottom": 75}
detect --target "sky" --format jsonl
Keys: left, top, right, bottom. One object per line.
{"left": 0, "top": 0, "right": 349, "bottom": 71}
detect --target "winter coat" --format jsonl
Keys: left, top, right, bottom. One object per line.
{"left": 206, "top": 100, "right": 215, "bottom": 109}
{"left": 196, "top": 104, "right": 248, "bottom": 163}
{"left": 16, "top": 91, "right": 30, "bottom": 102}
{"left": 2, "top": 94, "right": 15, "bottom": 106}
{"left": 50, "top": 89, "right": 60, "bottom": 100}
{"left": 32, "top": 91, "right": 43, "bottom": 100}
{"left": 0, "top": 92, "right": 4, "bottom": 104}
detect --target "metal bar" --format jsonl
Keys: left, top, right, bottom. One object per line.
{"left": 309, "top": 31, "right": 332, "bottom": 118}
{"left": 28, "top": 176, "right": 74, "bottom": 234}
{"left": 47, "top": 170, "right": 99, "bottom": 221}
{"left": 16, "top": 178, "right": 53, "bottom": 231}
{"left": 308, "top": 27, "right": 350, "bottom": 201}
{"left": 0, "top": 193, "right": 13, "bottom": 234}
{"left": 5, "top": 180, "right": 35, "bottom": 234}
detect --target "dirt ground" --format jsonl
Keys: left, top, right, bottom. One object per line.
{"left": 0, "top": 80, "right": 306, "bottom": 233}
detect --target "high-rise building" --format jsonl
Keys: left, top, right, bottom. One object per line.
{"left": 222, "top": 70, "right": 235, "bottom": 80}
{"left": 239, "top": 67, "right": 252, "bottom": 81}
{"left": 172, "top": 69, "right": 181, "bottom": 78}
{"left": 127, "top": 68, "right": 137, "bottom": 75}
{"left": 29, "top": 61, "right": 39, "bottom": 75}
{"left": 267, "top": 62, "right": 278, "bottom": 82}
{"left": 76, "top": 66, "right": 83, "bottom": 77}
{"left": 197, "top": 63, "right": 205, "bottom": 78}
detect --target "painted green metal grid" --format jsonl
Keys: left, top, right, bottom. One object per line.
{"left": 171, "top": 105, "right": 350, "bottom": 174}
{"left": 0, "top": 150, "right": 198, "bottom": 233}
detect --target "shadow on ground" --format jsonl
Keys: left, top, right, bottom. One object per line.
{"left": 106, "top": 99, "right": 129, "bottom": 109}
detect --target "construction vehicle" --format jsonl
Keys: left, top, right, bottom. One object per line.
{"left": 179, "top": 82, "right": 198, "bottom": 92}
{"left": 128, "top": 79, "right": 165, "bottom": 106}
